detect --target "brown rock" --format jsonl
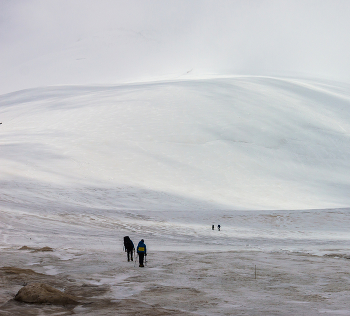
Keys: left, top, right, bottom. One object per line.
{"left": 14, "top": 283, "right": 79, "bottom": 305}
{"left": 1, "top": 267, "right": 41, "bottom": 275}
{"left": 19, "top": 246, "right": 32, "bottom": 250}
{"left": 33, "top": 246, "right": 54, "bottom": 252}
{"left": 19, "top": 246, "right": 54, "bottom": 252}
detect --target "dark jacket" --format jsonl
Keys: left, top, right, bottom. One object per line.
{"left": 124, "top": 236, "right": 134, "bottom": 251}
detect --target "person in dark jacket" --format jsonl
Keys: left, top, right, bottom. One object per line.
{"left": 123, "top": 236, "right": 134, "bottom": 262}
{"left": 137, "top": 239, "right": 147, "bottom": 267}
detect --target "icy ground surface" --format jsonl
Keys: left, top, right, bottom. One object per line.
{"left": 2, "top": 245, "right": 350, "bottom": 315}
{"left": 1, "top": 76, "right": 350, "bottom": 314}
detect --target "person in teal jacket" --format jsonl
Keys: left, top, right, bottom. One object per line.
{"left": 137, "top": 239, "right": 147, "bottom": 267}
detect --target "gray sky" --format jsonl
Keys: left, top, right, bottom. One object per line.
{"left": 1, "top": 0, "right": 350, "bottom": 93}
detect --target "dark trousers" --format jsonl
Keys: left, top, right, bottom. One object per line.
{"left": 127, "top": 249, "right": 133, "bottom": 261}
{"left": 138, "top": 253, "right": 145, "bottom": 266}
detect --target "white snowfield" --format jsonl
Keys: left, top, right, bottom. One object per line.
{"left": 2, "top": 76, "right": 350, "bottom": 210}
{"left": 1, "top": 76, "right": 350, "bottom": 315}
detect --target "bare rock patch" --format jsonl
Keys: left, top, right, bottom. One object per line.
{"left": 0, "top": 267, "right": 43, "bottom": 275}
{"left": 19, "top": 246, "right": 54, "bottom": 252}
{"left": 14, "top": 283, "right": 79, "bottom": 306}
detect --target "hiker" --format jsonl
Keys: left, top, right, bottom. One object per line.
{"left": 218, "top": 224, "right": 221, "bottom": 231}
{"left": 123, "top": 236, "right": 134, "bottom": 262}
{"left": 137, "top": 239, "right": 147, "bottom": 267}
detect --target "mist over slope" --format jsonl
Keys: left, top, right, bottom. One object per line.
{"left": 1, "top": 76, "right": 350, "bottom": 212}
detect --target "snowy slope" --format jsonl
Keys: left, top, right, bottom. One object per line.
{"left": 1, "top": 75, "right": 350, "bottom": 254}
{"left": 1, "top": 76, "right": 350, "bottom": 211}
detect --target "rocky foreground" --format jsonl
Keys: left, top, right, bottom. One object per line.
{"left": 1, "top": 246, "right": 350, "bottom": 315}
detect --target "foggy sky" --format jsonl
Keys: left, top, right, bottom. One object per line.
{"left": 1, "top": 0, "right": 350, "bottom": 94}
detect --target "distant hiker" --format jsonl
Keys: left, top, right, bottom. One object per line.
{"left": 137, "top": 239, "right": 147, "bottom": 267}
{"left": 123, "top": 236, "right": 134, "bottom": 262}
{"left": 212, "top": 225, "right": 214, "bottom": 230}
{"left": 218, "top": 225, "right": 221, "bottom": 231}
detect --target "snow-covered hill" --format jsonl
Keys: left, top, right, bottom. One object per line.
{"left": 1, "top": 75, "right": 350, "bottom": 254}
{"left": 1, "top": 76, "right": 350, "bottom": 212}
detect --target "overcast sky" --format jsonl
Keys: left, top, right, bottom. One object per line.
{"left": 1, "top": 0, "right": 350, "bottom": 93}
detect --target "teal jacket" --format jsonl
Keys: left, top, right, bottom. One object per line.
{"left": 137, "top": 240, "right": 146, "bottom": 254}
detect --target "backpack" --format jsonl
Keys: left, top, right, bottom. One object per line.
{"left": 124, "top": 236, "right": 132, "bottom": 250}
